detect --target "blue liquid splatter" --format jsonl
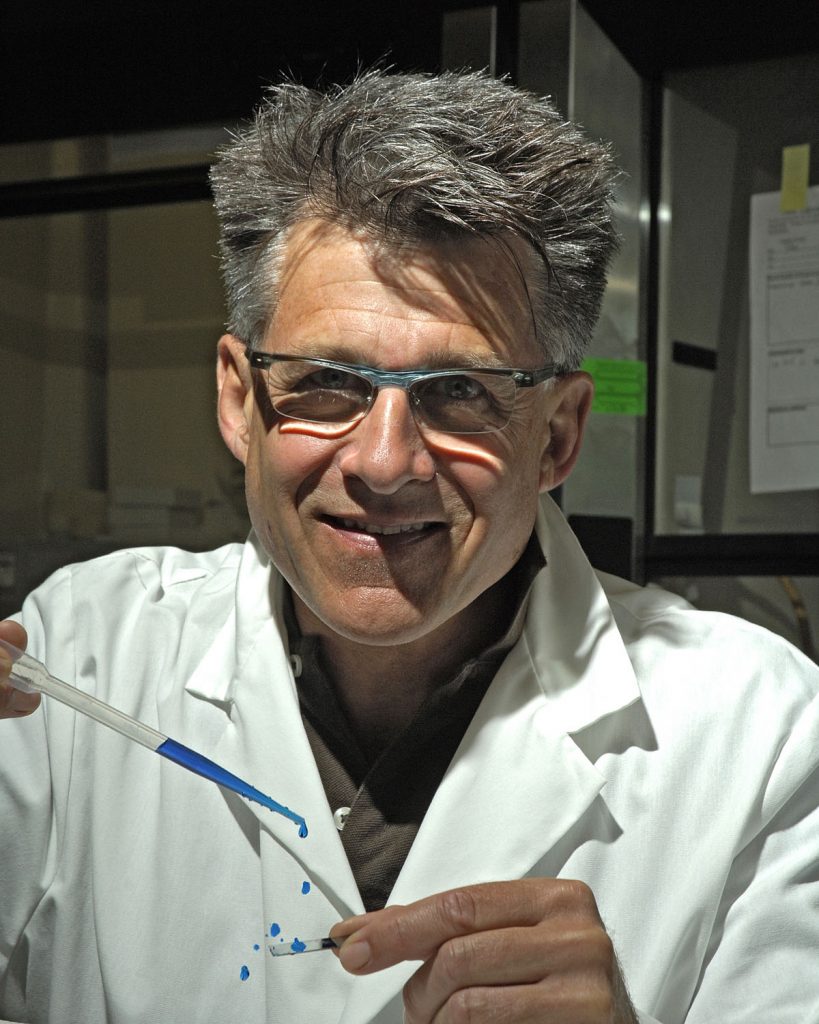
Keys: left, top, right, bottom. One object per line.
{"left": 269, "top": 923, "right": 281, "bottom": 938}
{"left": 156, "top": 738, "right": 308, "bottom": 837}
{"left": 301, "top": 881, "right": 311, "bottom": 895}
{"left": 253, "top": 944, "right": 260, "bottom": 951}
{"left": 240, "top": 965, "right": 250, "bottom": 981}
{"left": 291, "top": 938, "right": 307, "bottom": 953}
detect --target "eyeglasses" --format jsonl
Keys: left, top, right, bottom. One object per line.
{"left": 245, "top": 348, "right": 560, "bottom": 435}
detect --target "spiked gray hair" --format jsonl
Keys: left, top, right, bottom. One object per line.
{"left": 210, "top": 68, "right": 619, "bottom": 369}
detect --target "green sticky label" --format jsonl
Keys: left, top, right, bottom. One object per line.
{"left": 581, "top": 358, "right": 647, "bottom": 416}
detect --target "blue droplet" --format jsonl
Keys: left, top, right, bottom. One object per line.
{"left": 269, "top": 923, "right": 281, "bottom": 938}
{"left": 240, "top": 965, "right": 250, "bottom": 981}
{"left": 253, "top": 944, "right": 260, "bottom": 951}
{"left": 291, "top": 938, "right": 307, "bottom": 953}
{"left": 298, "top": 821, "right": 308, "bottom": 838}
{"left": 301, "top": 880, "right": 311, "bottom": 895}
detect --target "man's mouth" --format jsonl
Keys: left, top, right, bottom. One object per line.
{"left": 326, "top": 516, "right": 439, "bottom": 537}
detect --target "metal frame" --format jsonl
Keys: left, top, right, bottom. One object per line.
{"left": 0, "top": 164, "right": 211, "bottom": 218}
{"left": 640, "top": 75, "right": 819, "bottom": 581}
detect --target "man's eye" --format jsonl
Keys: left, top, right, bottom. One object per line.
{"left": 298, "top": 367, "right": 358, "bottom": 391}
{"left": 437, "top": 374, "right": 487, "bottom": 401}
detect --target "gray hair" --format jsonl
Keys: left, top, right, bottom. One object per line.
{"left": 210, "top": 67, "right": 619, "bottom": 369}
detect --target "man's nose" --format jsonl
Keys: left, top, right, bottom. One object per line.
{"left": 336, "top": 388, "right": 437, "bottom": 493}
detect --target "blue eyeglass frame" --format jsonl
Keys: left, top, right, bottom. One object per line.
{"left": 244, "top": 347, "right": 561, "bottom": 391}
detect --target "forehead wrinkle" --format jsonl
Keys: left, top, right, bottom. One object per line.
{"left": 301, "top": 299, "right": 477, "bottom": 327}
{"left": 280, "top": 341, "right": 508, "bottom": 371}
{"left": 271, "top": 220, "right": 539, "bottom": 363}
{"left": 280, "top": 287, "right": 522, "bottom": 358}
{"left": 282, "top": 300, "right": 511, "bottom": 368}
{"left": 283, "top": 276, "right": 484, "bottom": 329}
{"left": 373, "top": 234, "right": 537, "bottom": 343}
{"left": 274, "top": 305, "right": 526, "bottom": 368}
{"left": 385, "top": 270, "right": 533, "bottom": 357}
{"left": 277, "top": 294, "right": 490, "bottom": 352}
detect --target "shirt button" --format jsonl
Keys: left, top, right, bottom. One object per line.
{"left": 289, "top": 654, "right": 303, "bottom": 678}
{"left": 333, "top": 807, "right": 351, "bottom": 831}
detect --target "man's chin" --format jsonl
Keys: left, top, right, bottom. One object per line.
{"left": 295, "top": 586, "right": 446, "bottom": 648}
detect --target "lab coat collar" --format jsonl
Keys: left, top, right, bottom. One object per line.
{"left": 524, "top": 494, "right": 643, "bottom": 733}
{"left": 184, "top": 530, "right": 275, "bottom": 706}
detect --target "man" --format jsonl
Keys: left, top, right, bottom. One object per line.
{"left": 1, "top": 69, "right": 817, "bottom": 1024}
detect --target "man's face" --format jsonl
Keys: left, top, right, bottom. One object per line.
{"left": 219, "top": 220, "right": 589, "bottom": 647}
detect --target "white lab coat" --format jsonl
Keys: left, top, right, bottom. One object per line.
{"left": 1, "top": 495, "right": 818, "bottom": 1024}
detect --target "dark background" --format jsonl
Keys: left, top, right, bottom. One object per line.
{"left": 2, "top": 0, "right": 819, "bottom": 144}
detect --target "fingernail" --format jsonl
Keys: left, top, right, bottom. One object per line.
{"left": 339, "top": 939, "right": 371, "bottom": 972}
{"left": 10, "top": 690, "right": 37, "bottom": 714}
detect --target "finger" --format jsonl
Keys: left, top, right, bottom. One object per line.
{"left": 0, "top": 619, "right": 27, "bottom": 651}
{"left": 404, "top": 921, "right": 614, "bottom": 1023}
{"left": 329, "top": 904, "right": 404, "bottom": 944}
{"left": 0, "top": 686, "right": 42, "bottom": 717}
{"left": 0, "top": 621, "right": 40, "bottom": 718}
{"left": 333, "top": 879, "right": 600, "bottom": 974}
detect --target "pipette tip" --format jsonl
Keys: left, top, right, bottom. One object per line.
{"left": 269, "top": 936, "right": 338, "bottom": 957}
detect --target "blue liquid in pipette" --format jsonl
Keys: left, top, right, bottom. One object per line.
{"left": 156, "top": 739, "right": 308, "bottom": 837}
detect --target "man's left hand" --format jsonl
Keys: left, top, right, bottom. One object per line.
{"left": 330, "top": 878, "right": 638, "bottom": 1023}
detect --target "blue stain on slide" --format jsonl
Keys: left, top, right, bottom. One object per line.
{"left": 301, "top": 881, "right": 311, "bottom": 894}
{"left": 290, "top": 938, "right": 307, "bottom": 953}
{"left": 156, "top": 738, "right": 308, "bottom": 837}
{"left": 240, "top": 965, "right": 250, "bottom": 981}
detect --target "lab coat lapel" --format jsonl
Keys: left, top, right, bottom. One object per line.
{"left": 524, "top": 495, "right": 643, "bottom": 731}
{"left": 391, "top": 645, "right": 607, "bottom": 904}
{"left": 184, "top": 533, "right": 363, "bottom": 919}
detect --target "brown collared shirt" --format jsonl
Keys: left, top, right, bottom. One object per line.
{"left": 286, "top": 535, "right": 546, "bottom": 911}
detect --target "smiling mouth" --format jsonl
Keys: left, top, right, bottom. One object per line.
{"left": 326, "top": 516, "right": 440, "bottom": 537}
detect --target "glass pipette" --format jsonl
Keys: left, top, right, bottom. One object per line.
{"left": 269, "top": 936, "right": 338, "bottom": 956}
{"left": 0, "top": 637, "right": 308, "bottom": 837}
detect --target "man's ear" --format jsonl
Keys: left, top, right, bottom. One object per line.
{"left": 539, "top": 371, "right": 594, "bottom": 492}
{"left": 216, "top": 334, "right": 253, "bottom": 464}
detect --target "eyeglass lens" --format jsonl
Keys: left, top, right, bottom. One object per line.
{"left": 264, "top": 360, "right": 518, "bottom": 434}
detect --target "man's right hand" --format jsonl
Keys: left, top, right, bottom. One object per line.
{"left": 0, "top": 620, "right": 40, "bottom": 718}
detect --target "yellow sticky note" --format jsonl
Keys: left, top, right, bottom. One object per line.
{"left": 780, "top": 144, "right": 810, "bottom": 212}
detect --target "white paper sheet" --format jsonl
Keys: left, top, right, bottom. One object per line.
{"left": 749, "top": 186, "right": 819, "bottom": 493}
